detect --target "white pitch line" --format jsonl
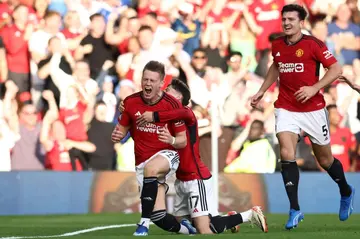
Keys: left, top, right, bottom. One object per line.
{"left": 0, "top": 223, "right": 144, "bottom": 239}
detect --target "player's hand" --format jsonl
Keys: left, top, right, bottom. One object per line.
{"left": 118, "top": 101, "right": 125, "bottom": 113}
{"left": 158, "top": 124, "right": 174, "bottom": 145}
{"left": 111, "top": 124, "right": 124, "bottom": 143}
{"left": 294, "top": 86, "right": 318, "bottom": 103}
{"left": 250, "top": 91, "right": 264, "bottom": 108}
{"left": 136, "top": 111, "right": 154, "bottom": 126}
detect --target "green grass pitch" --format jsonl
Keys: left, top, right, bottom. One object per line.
{"left": 0, "top": 213, "right": 359, "bottom": 239}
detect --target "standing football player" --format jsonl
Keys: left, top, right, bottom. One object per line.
{"left": 250, "top": 4, "right": 355, "bottom": 230}
{"left": 111, "top": 61, "right": 194, "bottom": 236}
{"left": 135, "top": 79, "right": 268, "bottom": 234}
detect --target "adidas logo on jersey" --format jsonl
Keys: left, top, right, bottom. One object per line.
{"left": 276, "top": 52, "right": 280, "bottom": 56}
{"left": 193, "top": 208, "right": 199, "bottom": 213}
{"left": 135, "top": 111, "right": 141, "bottom": 116}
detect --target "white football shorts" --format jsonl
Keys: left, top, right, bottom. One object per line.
{"left": 173, "top": 177, "right": 219, "bottom": 218}
{"left": 136, "top": 149, "right": 179, "bottom": 194}
{"left": 275, "top": 108, "right": 330, "bottom": 145}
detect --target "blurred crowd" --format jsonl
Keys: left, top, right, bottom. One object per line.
{"left": 0, "top": 0, "right": 359, "bottom": 172}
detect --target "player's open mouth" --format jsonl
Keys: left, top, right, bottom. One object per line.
{"left": 144, "top": 87, "right": 152, "bottom": 95}
{"left": 284, "top": 26, "right": 292, "bottom": 30}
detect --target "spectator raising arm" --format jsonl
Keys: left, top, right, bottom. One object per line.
{"left": 0, "top": 38, "right": 7, "bottom": 82}
{"left": 40, "top": 90, "right": 59, "bottom": 152}
{"left": 3, "top": 81, "right": 20, "bottom": 136}
{"left": 49, "top": 53, "right": 75, "bottom": 89}
{"left": 105, "top": 12, "right": 127, "bottom": 46}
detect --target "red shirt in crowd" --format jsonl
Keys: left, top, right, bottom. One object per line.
{"left": 248, "top": 0, "right": 284, "bottom": 50}
{"left": 59, "top": 101, "right": 88, "bottom": 142}
{"left": 330, "top": 127, "right": 356, "bottom": 172}
{"left": 61, "top": 28, "right": 82, "bottom": 56}
{"left": 137, "top": 4, "right": 169, "bottom": 25}
{"left": 45, "top": 140, "right": 82, "bottom": 171}
{"left": 0, "top": 2, "right": 13, "bottom": 21}
{"left": 0, "top": 24, "right": 30, "bottom": 73}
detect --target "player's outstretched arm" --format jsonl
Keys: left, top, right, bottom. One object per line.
{"left": 250, "top": 63, "right": 279, "bottom": 108}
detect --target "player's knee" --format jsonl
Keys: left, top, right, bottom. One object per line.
{"left": 144, "top": 165, "right": 159, "bottom": 177}
{"left": 317, "top": 155, "right": 333, "bottom": 169}
{"left": 280, "top": 147, "right": 295, "bottom": 160}
{"left": 194, "top": 216, "right": 213, "bottom": 234}
{"left": 144, "top": 157, "right": 169, "bottom": 177}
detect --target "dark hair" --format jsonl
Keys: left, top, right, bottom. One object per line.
{"left": 90, "top": 13, "right": 104, "bottom": 21}
{"left": 169, "top": 79, "right": 191, "bottom": 106}
{"left": 228, "top": 51, "right": 243, "bottom": 60}
{"left": 326, "top": 104, "right": 337, "bottom": 111}
{"left": 268, "top": 32, "right": 285, "bottom": 42}
{"left": 192, "top": 48, "right": 207, "bottom": 56}
{"left": 251, "top": 119, "right": 264, "bottom": 128}
{"left": 44, "top": 10, "right": 61, "bottom": 20}
{"left": 311, "top": 18, "right": 327, "bottom": 28}
{"left": 251, "top": 107, "right": 264, "bottom": 113}
{"left": 146, "top": 11, "right": 157, "bottom": 20}
{"left": 128, "top": 16, "right": 138, "bottom": 21}
{"left": 139, "top": 25, "right": 153, "bottom": 33}
{"left": 95, "top": 100, "right": 106, "bottom": 108}
{"left": 142, "top": 61, "right": 165, "bottom": 80}
{"left": 48, "top": 36, "right": 60, "bottom": 46}
{"left": 281, "top": 4, "right": 308, "bottom": 20}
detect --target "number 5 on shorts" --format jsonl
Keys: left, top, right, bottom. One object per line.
{"left": 322, "top": 125, "right": 328, "bottom": 137}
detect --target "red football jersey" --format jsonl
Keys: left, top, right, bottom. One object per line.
{"left": 248, "top": 0, "right": 284, "bottom": 50}
{"left": 156, "top": 107, "right": 212, "bottom": 181}
{"left": 59, "top": 101, "right": 88, "bottom": 141}
{"left": 330, "top": 127, "right": 356, "bottom": 172}
{"left": 119, "top": 92, "right": 186, "bottom": 165}
{"left": 0, "top": 24, "right": 30, "bottom": 73}
{"left": 272, "top": 35, "right": 338, "bottom": 112}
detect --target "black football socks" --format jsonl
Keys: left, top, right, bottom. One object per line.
{"left": 281, "top": 160, "right": 300, "bottom": 211}
{"left": 327, "top": 158, "right": 352, "bottom": 197}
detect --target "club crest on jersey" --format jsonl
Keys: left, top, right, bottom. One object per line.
{"left": 295, "top": 49, "right": 304, "bottom": 57}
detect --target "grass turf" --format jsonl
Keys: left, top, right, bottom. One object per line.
{"left": 0, "top": 213, "right": 359, "bottom": 238}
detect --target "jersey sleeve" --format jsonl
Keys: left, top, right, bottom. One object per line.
{"left": 163, "top": 93, "right": 187, "bottom": 133}
{"left": 170, "top": 120, "right": 186, "bottom": 134}
{"left": 118, "top": 100, "right": 131, "bottom": 127}
{"left": 154, "top": 108, "right": 196, "bottom": 125}
{"left": 312, "top": 41, "right": 337, "bottom": 68}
